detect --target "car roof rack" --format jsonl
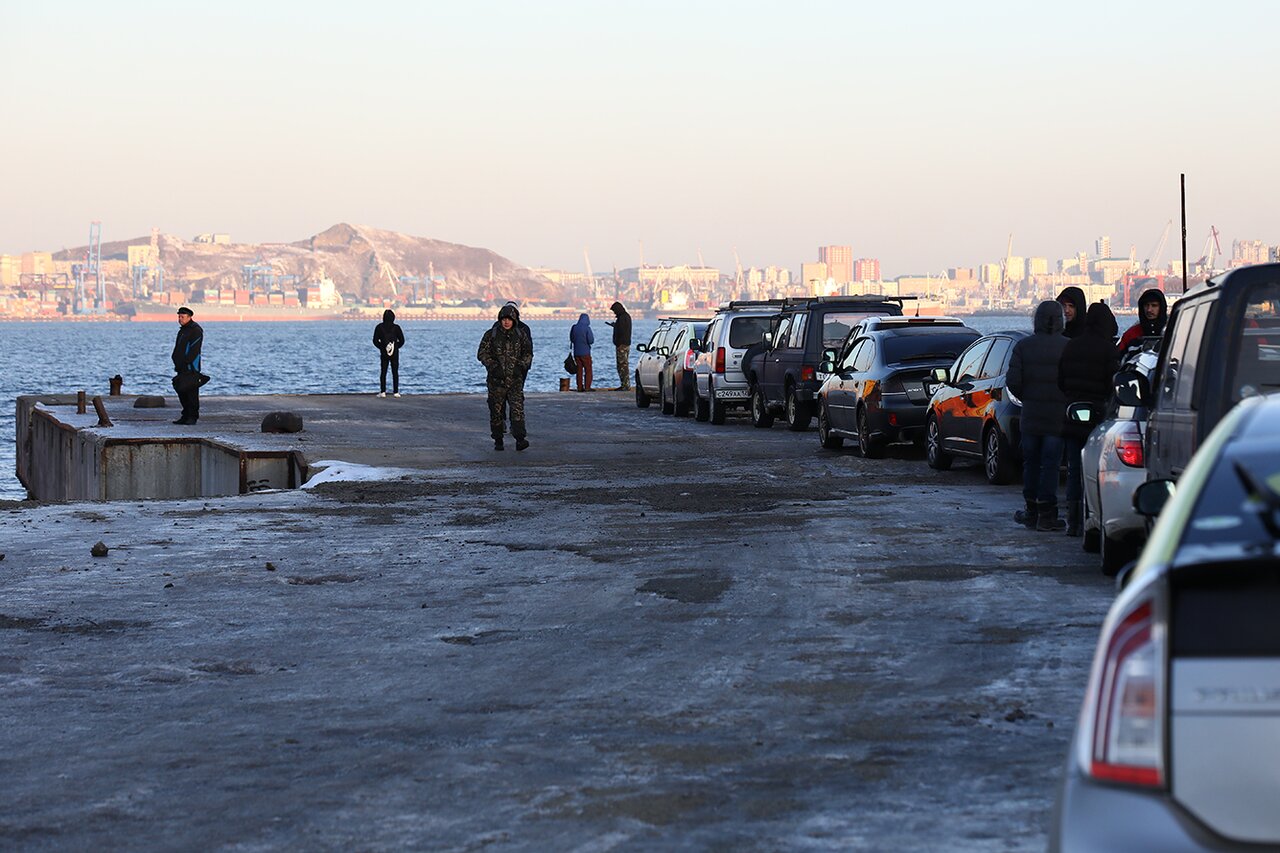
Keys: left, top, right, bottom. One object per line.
{"left": 716, "top": 299, "right": 789, "bottom": 311}
{"left": 779, "top": 295, "right": 918, "bottom": 307}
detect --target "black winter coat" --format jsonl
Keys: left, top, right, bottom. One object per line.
{"left": 1007, "top": 301, "right": 1068, "bottom": 437}
{"left": 373, "top": 320, "right": 405, "bottom": 356}
{"left": 1057, "top": 286, "right": 1088, "bottom": 339}
{"left": 172, "top": 320, "right": 204, "bottom": 373}
{"left": 1058, "top": 303, "right": 1121, "bottom": 442}
{"left": 607, "top": 302, "right": 632, "bottom": 346}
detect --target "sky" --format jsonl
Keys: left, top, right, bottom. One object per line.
{"left": 2, "top": 0, "right": 1278, "bottom": 278}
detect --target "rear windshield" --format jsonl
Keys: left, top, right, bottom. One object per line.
{"left": 1235, "top": 283, "right": 1280, "bottom": 401}
{"left": 823, "top": 312, "right": 892, "bottom": 347}
{"left": 882, "top": 331, "right": 980, "bottom": 364}
{"left": 729, "top": 316, "right": 772, "bottom": 348}
{"left": 1179, "top": 445, "right": 1277, "bottom": 549}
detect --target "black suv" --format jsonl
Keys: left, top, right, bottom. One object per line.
{"left": 745, "top": 296, "right": 907, "bottom": 430}
{"left": 1116, "top": 263, "right": 1280, "bottom": 480}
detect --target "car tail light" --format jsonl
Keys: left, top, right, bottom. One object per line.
{"left": 1115, "top": 423, "right": 1144, "bottom": 468}
{"left": 883, "top": 374, "right": 904, "bottom": 393}
{"left": 715, "top": 347, "right": 726, "bottom": 374}
{"left": 800, "top": 365, "right": 816, "bottom": 382}
{"left": 1083, "top": 596, "right": 1165, "bottom": 788}
{"left": 684, "top": 348, "right": 697, "bottom": 371}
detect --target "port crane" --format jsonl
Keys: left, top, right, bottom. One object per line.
{"left": 1192, "top": 225, "right": 1222, "bottom": 275}
{"left": 1144, "top": 219, "right": 1173, "bottom": 272}
{"left": 995, "top": 233, "right": 1013, "bottom": 309}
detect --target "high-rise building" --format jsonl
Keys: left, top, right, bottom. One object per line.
{"left": 1027, "top": 257, "right": 1049, "bottom": 277}
{"left": 853, "top": 258, "right": 880, "bottom": 282}
{"left": 801, "top": 262, "right": 828, "bottom": 292}
{"left": 818, "top": 245, "right": 853, "bottom": 283}
{"left": 1232, "top": 239, "right": 1269, "bottom": 265}
{"left": 1096, "top": 236, "right": 1112, "bottom": 259}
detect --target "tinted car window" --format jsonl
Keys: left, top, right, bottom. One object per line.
{"left": 1236, "top": 283, "right": 1280, "bottom": 400}
{"left": 1175, "top": 303, "right": 1209, "bottom": 410}
{"left": 824, "top": 312, "right": 888, "bottom": 348}
{"left": 1156, "top": 305, "right": 1196, "bottom": 408}
{"left": 646, "top": 327, "right": 665, "bottom": 350}
{"left": 730, "top": 316, "right": 772, "bottom": 348}
{"left": 882, "top": 332, "right": 979, "bottom": 365}
{"left": 841, "top": 340, "right": 866, "bottom": 371}
{"left": 853, "top": 340, "right": 875, "bottom": 372}
{"left": 773, "top": 316, "right": 792, "bottom": 349}
{"left": 787, "top": 314, "right": 808, "bottom": 349}
{"left": 1179, "top": 448, "right": 1275, "bottom": 548}
{"left": 951, "top": 340, "right": 992, "bottom": 383}
{"left": 980, "top": 338, "right": 1013, "bottom": 380}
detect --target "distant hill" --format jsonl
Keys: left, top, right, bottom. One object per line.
{"left": 54, "top": 223, "right": 564, "bottom": 304}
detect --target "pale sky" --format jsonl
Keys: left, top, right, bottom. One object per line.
{"left": 3, "top": 0, "right": 1277, "bottom": 277}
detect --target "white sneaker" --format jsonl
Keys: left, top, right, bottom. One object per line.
{"left": 393, "top": 392, "right": 401, "bottom": 398}
{"left": 377, "top": 392, "right": 386, "bottom": 398}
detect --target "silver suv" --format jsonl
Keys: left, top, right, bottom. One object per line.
{"left": 691, "top": 300, "right": 785, "bottom": 424}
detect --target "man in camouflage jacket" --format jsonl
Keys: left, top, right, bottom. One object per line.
{"left": 477, "top": 303, "right": 533, "bottom": 450}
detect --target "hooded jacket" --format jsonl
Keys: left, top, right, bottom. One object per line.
{"left": 1059, "top": 303, "right": 1121, "bottom": 441}
{"left": 1117, "top": 288, "right": 1168, "bottom": 352}
{"left": 606, "top": 302, "right": 632, "bottom": 346}
{"left": 1007, "top": 300, "right": 1069, "bottom": 436}
{"left": 1056, "top": 287, "right": 1088, "bottom": 339}
{"left": 477, "top": 304, "right": 533, "bottom": 385}
{"left": 569, "top": 313, "right": 594, "bottom": 356}
{"left": 504, "top": 301, "right": 535, "bottom": 356}
{"left": 373, "top": 310, "right": 405, "bottom": 356}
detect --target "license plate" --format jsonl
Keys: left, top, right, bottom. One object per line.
{"left": 716, "top": 389, "right": 748, "bottom": 399}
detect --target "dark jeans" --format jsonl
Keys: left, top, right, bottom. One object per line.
{"left": 177, "top": 386, "right": 199, "bottom": 422}
{"left": 1021, "top": 431, "right": 1064, "bottom": 506}
{"left": 380, "top": 352, "right": 400, "bottom": 393}
{"left": 1063, "top": 436, "right": 1084, "bottom": 504}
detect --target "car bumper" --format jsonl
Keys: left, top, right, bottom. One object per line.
{"left": 1098, "top": 468, "right": 1147, "bottom": 541}
{"left": 866, "top": 400, "right": 928, "bottom": 441}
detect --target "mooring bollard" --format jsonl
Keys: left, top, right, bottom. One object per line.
{"left": 559, "top": 378, "right": 570, "bottom": 392}
{"left": 77, "top": 390, "right": 87, "bottom": 414}
{"left": 109, "top": 375, "right": 123, "bottom": 396}
{"left": 91, "top": 396, "right": 113, "bottom": 427}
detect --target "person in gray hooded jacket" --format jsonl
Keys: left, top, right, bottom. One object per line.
{"left": 1006, "top": 300, "right": 1069, "bottom": 531}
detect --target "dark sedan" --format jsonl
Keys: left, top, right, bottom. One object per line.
{"left": 924, "top": 330, "right": 1028, "bottom": 485}
{"left": 816, "top": 318, "right": 980, "bottom": 457}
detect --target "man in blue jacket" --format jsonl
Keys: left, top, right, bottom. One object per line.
{"left": 569, "top": 313, "right": 594, "bottom": 391}
{"left": 171, "top": 306, "right": 204, "bottom": 425}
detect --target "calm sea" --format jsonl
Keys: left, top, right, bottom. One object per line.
{"left": 1, "top": 313, "right": 1114, "bottom": 500}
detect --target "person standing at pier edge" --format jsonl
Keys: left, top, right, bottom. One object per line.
{"left": 171, "top": 306, "right": 204, "bottom": 425}
{"left": 372, "top": 309, "right": 405, "bottom": 398}
{"left": 605, "top": 301, "right": 632, "bottom": 390}
{"left": 1056, "top": 286, "right": 1088, "bottom": 339}
{"left": 1058, "top": 302, "right": 1121, "bottom": 537}
{"left": 477, "top": 303, "right": 533, "bottom": 451}
{"left": 1007, "top": 300, "right": 1070, "bottom": 532}
{"left": 570, "top": 312, "right": 594, "bottom": 391}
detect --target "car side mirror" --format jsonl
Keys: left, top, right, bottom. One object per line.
{"left": 659, "top": 347, "right": 670, "bottom": 357}
{"left": 930, "top": 367, "right": 950, "bottom": 385}
{"left": 822, "top": 347, "right": 838, "bottom": 363}
{"left": 1133, "top": 479, "right": 1175, "bottom": 517}
{"left": 1066, "top": 401, "right": 1105, "bottom": 425}
{"left": 763, "top": 331, "right": 773, "bottom": 347}
{"left": 636, "top": 343, "right": 648, "bottom": 353}
{"left": 1114, "top": 369, "right": 1150, "bottom": 408}
{"left": 688, "top": 338, "right": 702, "bottom": 352}
{"left": 818, "top": 360, "right": 835, "bottom": 374}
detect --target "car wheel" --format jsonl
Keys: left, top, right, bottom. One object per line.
{"left": 750, "top": 385, "right": 774, "bottom": 428}
{"left": 857, "top": 406, "right": 883, "bottom": 458}
{"left": 635, "top": 373, "right": 650, "bottom": 408}
{"left": 983, "top": 425, "right": 1016, "bottom": 485}
{"left": 1100, "top": 531, "right": 1134, "bottom": 577}
{"left": 709, "top": 386, "right": 727, "bottom": 425}
{"left": 660, "top": 379, "right": 675, "bottom": 415}
{"left": 818, "top": 402, "right": 843, "bottom": 449}
{"left": 925, "top": 414, "right": 952, "bottom": 470}
{"left": 785, "top": 386, "right": 812, "bottom": 431}
{"left": 694, "top": 390, "right": 710, "bottom": 421}
{"left": 1082, "top": 500, "right": 1101, "bottom": 553}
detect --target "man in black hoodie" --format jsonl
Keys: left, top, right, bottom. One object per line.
{"left": 1007, "top": 300, "right": 1069, "bottom": 531}
{"left": 605, "top": 301, "right": 632, "bottom": 390}
{"left": 1056, "top": 286, "right": 1087, "bottom": 339}
{"left": 171, "top": 306, "right": 204, "bottom": 425}
{"left": 372, "top": 309, "right": 406, "bottom": 397}
{"left": 1117, "top": 288, "right": 1167, "bottom": 353}
{"left": 1058, "top": 302, "right": 1120, "bottom": 536}
{"left": 477, "top": 304, "right": 533, "bottom": 451}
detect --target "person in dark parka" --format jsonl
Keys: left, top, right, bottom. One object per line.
{"left": 1056, "top": 286, "right": 1088, "bottom": 339}
{"left": 372, "top": 309, "right": 406, "bottom": 397}
{"left": 477, "top": 304, "right": 533, "bottom": 450}
{"left": 1117, "top": 288, "right": 1168, "bottom": 353}
{"left": 1007, "top": 300, "right": 1070, "bottom": 531}
{"left": 569, "top": 313, "right": 594, "bottom": 391}
{"left": 605, "top": 301, "right": 633, "bottom": 390}
{"left": 171, "top": 306, "right": 204, "bottom": 425}
{"left": 1058, "top": 302, "right": 1121, "bottom": 536}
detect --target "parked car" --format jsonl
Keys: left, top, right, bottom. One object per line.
{"left": 746, "top": 296, "right": 908, "bottom": 431}
{"left": 692, "top": 300, "right": 785, "bottom": 424}
{"left": 1075, "top": 348, "right": 1160, "bottom": 575}
{"left": 1051, "top": 391, "right": 1280, "bottom": 852}
{"left": 634, "top": 317, "right": 703, "bottom": 409}
{"left": 1117, "top": 263, "right": 1280, "bottom": 480}
{"left": 923, "top": 330, "right": 1028, "bottom": 484}
{"left": 816, "top": 317, "right": 980, "bottom": 457}
{"left": 657, "top": 320, "right": 709, "bottom": 416}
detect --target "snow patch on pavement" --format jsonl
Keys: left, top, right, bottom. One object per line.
{"left": 301, "top": 460, "right": 413, "bottom": 488}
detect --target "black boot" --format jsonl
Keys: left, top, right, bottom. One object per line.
{"left": 1014, "top": 500, "right": 1038, "bottom": 529}
{"left": 494, "top": 437, "right": 504, "bottom": 451}
{"left": 1037, "top": 501, "right": 1066, "bottom": 532}
{"left": 1066, "top": 501, "right": 1082, "bottom": 537}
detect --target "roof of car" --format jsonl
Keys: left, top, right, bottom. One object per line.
{"left": 1190, "top": 261, "right": 1280, "bottom": 300}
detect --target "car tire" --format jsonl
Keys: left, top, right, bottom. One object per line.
{"left": 1082, "top": 501, "right": 1101, "bottom": 553}
{"left": 660, "top": 379, "right": 675, "bottom": 415}
{"left": 983, "top": 425, "right": 1016, "bottom": 485}
{"left": 818, "top": 402, "right": 843, "bottom": 449}
{"left": 1100, "top": 531, "right": 1133, "bottom": 577}
{"left": 925, "top": 413, "right": 952, "bottom": 470}
{"left": 785, "top": 386, "right": 812, "bottom": 431}
{"left": 750, "top": 385, "right": 774, "bottom": 428}
{"left": 635, "top": 373, "right": 651, "bottom": 409}
{"left": 694, "top": 390, "right": 710, "bottom": 422}
{"left": 709, "top": 387, "right": 727, "bottom": 425}
{"left": 857, "top": 406, "right": 884, "bottom": 458}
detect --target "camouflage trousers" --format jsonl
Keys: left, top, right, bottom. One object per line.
{"left": 616, "top": 344, "right": 630, "bottom": 389}
{"left": 487, "top": 380, "right": 527, "bottom": 440}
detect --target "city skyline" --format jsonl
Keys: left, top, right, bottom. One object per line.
{"left": 3, "top": 1, "right": 1278, "bottom": 277}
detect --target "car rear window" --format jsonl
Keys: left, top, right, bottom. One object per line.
{"left": 1235, "top": 283, "right": 1280, "bottom": 401}
{"left": 1179, "top": 446, "right": 1276, "bottom": 549}
{"left": 729, "top": 316, "right": 772, "bottom": 348}
{"left": 882, "top": 331, "right": 980, "bottom": 364}
{"left": 823, "top": 312, "right": 892, "bottom": 347}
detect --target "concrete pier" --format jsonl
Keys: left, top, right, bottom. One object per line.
{"left": 1, "top": 391, "right": 1111, "bottom": 850}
